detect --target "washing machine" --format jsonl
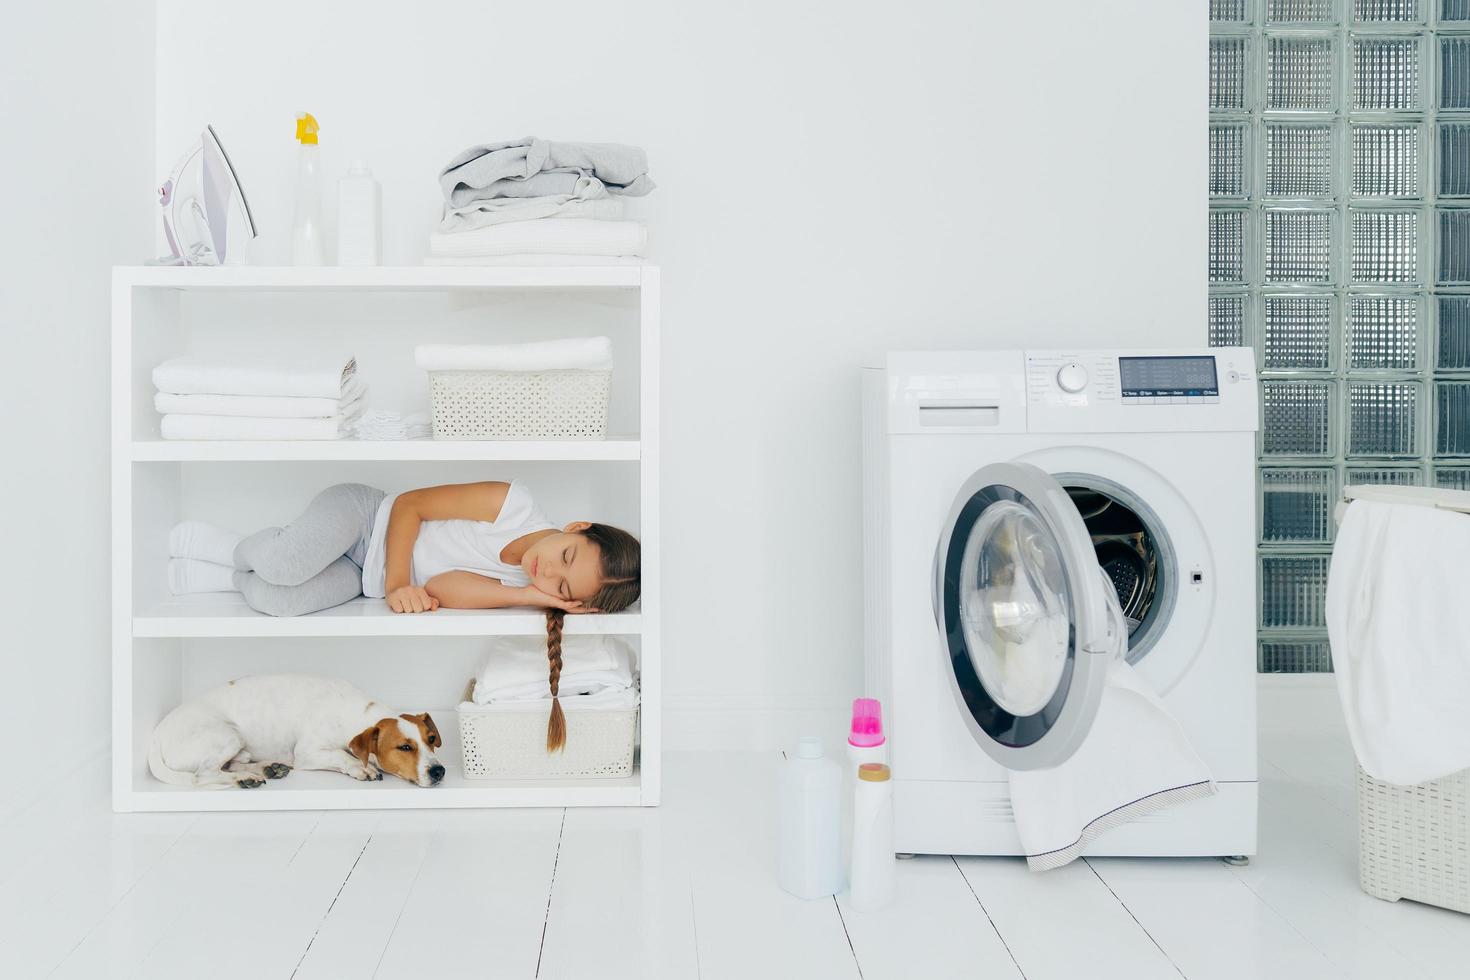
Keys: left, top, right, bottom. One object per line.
{"left": 862, "top": 348, "right": 1259, "bottom": 857}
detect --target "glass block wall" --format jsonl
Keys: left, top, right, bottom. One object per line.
{"left": 1209, "top": 0, "right": 1470, "bottom": 673}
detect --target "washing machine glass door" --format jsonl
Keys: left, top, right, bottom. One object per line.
{"left": 934, "top": 461, "right": 1118, "bottom": 771}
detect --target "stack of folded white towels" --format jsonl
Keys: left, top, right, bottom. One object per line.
{"left": 152, "top": 353, "right": 364, "bottom": 440}
{"left": 470, "top": 636, "right": 639, "bottom": 710}
{"left": 428, "top": 137, "right": 653, "bottom": 266}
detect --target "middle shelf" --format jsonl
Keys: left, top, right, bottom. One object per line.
{"left": 133, "top": 595, "right": 643, "bottom": 638}
{"left": 131, "top": 437, "right": 641, "bottom": 462}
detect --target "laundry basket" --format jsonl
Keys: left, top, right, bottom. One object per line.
{"left": 1358, "top": 766, "right": 1470, "bottom": 914}
{"left": 428, "top": 368, "right": 611, "bottom": 440}
{"left": 1336, "top": 483, "right": 1470, "bottom": 914}
{"left": 457, "top": 682, "right": 637, "bottom": 779}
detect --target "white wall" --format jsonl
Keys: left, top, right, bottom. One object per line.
{"left": 0, "top": 1, "right": 155, "bottom": 815}
{"left": 147, "top": 0, "right": 1202, "bottom": 747}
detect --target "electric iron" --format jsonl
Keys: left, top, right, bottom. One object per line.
{"left": 157, "top": 125, "right": 257, "bottom": 265}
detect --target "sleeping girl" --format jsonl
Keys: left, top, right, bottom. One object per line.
{"left": 168, "top": 481, "right": 640, "bottom": 750}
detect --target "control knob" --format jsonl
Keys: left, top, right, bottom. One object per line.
{"left": 1055, "top": 363, "right": 1088, "bottom": 394}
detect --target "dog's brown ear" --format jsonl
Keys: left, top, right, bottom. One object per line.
{"left": 349, "top": 723, "right": 380, "bottom": 768}
{"left": 403, "top": 712, "right": 442, "bottom": 749}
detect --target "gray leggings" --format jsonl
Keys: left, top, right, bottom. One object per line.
{"left": 232, "top": 483, "right": 386, "bottom": 617}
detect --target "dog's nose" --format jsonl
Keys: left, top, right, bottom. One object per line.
{"left": 428, "top": 764, "right": 446, "bottom": 783}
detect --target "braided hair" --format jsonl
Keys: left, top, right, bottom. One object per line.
{"left": 543, "top": 523, "right": 641, "bottom": 753}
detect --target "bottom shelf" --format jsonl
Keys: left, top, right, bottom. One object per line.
{"left": 122, "top": 708, "right": 645, "bottom": 812}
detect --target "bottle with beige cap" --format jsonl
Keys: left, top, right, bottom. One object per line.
{"left": 849, "top": 762, "right": 895, "bottom": 911}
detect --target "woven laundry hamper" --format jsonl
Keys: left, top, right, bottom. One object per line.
{"left": 428, "top": 368, "right": 610, "bottom": 440}
{"left": 457, "top": 681, "right": 637, "bottom": 779}
{"left": 1358, "top": 765, "right": 1470, "bottom": 914}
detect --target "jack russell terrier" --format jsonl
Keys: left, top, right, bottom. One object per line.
{"left": 149, "top": 674, "right": 445, "bottom": 788}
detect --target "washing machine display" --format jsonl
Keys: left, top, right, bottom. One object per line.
{"left": 1118, "top": 355, "right": 1219, "bottom": 401}
{"left": 935, "top": 462, "right": 1118, "bottom": 771}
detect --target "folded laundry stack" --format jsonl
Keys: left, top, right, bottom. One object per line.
{"left": 471, "top": 635, "right": 639, "bottom": 710}
{"left": 427, "top": 137, "right": 653, "bottom": 265}
{"left": 152, "top": 354, "right": 364, "bottom": 440}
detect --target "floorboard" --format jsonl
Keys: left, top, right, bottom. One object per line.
{"left": 6, "top": 685, "right": 1469, "bottom": 980}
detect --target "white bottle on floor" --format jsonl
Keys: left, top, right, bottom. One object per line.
{"left": 849, "top": 762, "right": 895, "bottom": 911}
{"left": 777, "top": 736, "right": 844, "bottom": 900}
{"left": 336, "top": 161, "right": 381, "bottom": 266}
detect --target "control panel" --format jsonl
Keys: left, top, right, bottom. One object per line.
{"left": 883, "top": 348, "right": 1258, "bottom": 435}
{"left": 1022, "top": 347, "right": 1257, "bottom": 434}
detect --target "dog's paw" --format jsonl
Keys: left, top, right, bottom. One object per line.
{"left": 235, "top": 776, "right": 266, "bottom": 789}
{"left": 263, "top": 763, "right": 292, "bottom": 780}
{"left": 348, "top": 764, "right": 380, "bottom": 782}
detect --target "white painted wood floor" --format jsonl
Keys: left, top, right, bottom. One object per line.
{"left": 5, "top": 683, "right": 1468, "bottom": 979}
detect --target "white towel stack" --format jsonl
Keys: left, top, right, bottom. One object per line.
{"left": 471, "top": 636, "right": 638, "bottom": 710}
{"left": 426, "top": 219, "right": 648, "bottom": 266}
{"left": 152, "top": 354, "right": 364, "bottom": 440}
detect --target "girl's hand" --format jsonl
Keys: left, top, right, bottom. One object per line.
{"left": 518, "top": 585, "right": 598, "bottom": 614}
{"left": 387, "top": 585, "right": 439, "bottom": 614}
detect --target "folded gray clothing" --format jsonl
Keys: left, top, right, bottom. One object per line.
{"left": 439, "top": 138, "right": 654, "bottom": 209}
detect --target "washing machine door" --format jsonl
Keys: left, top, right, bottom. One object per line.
{"left": 933, "top": 461, "right": 1120, "bottom": 771}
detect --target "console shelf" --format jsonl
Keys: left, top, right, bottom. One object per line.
{"left": 111, "top": 265, "right": 661, "bottom": 812}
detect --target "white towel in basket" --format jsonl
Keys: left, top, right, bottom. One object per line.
{"left": 415, "top": 337, "right": 613, "bottom": 373}
{"left": 153, "top": 353, "right": 358, "bottom": 398}
{"left": 473, "top": 635, "right": 636, "bottom": 703}
{"left": 153, "top": 379, "right": 365, "bottom": 419}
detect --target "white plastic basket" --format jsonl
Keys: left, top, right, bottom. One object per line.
{"left": 1357, "top": 765, "right": 1470, "bottom": 914}
{"left": 457, "top": 689, "right": 637, "bottom": 779}
{"left": 428, "top": 368, "right": 611, "bottom": 440}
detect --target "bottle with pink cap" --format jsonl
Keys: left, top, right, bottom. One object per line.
{"left": 846, "top": 697, "right": 887, "bottom": 772}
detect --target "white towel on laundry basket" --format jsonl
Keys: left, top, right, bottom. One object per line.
{"left": 1006, "top": 584, "right": 1216, "bottom": 872}
{"left": 415, "top": 337, "right": 613, "bottom": 373}
{"left": 473, "top": 635, "right": 636, "bottom": 703}
{"left": 1327, "top": 496, "right": 1470, "bottom": 785}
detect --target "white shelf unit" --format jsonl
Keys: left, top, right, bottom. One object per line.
{"left": 111, "top": 264, "right": 660, "bottom": 812}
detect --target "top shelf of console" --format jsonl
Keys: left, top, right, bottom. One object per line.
{"left": 114, "top": 264, "right": 656, "bottom": 293}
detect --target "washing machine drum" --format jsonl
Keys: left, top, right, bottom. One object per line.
{"left": 934, "top": 461, "right": 1122, "bottom": 771}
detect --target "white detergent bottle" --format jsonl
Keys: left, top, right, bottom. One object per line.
{"left": 843, "top": 697, "right": 887, "bottom": 863}
{"left": 777, "top": 736, "right": 844, "bottom": 900}
{"left": 291, "top": 112, "right": 325, "bottom": 266}
{"left": 849, "top": 762, "right": 896, "bottom": 912}
{"left": 336, "top": 160, "right": 381, "bottom": 266}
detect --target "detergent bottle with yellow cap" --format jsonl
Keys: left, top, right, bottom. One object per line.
{"left": 291, "top": 112, "right": 324, "bottom": 265}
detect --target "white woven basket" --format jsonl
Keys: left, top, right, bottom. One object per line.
{"left": 458, "top": 696, "right": 637, "bottom": 779}
{"left": 428, "top": 368, "right": 611, "bottom": 440}
{"left": 1357, "top": 765, "right": 1470, "bottom": 914}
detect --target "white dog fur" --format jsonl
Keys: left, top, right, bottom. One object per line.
{"left": 149, "top": 674, "right": 445, "bottom": 789}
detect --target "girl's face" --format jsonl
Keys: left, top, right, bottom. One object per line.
{"left": 522, "top": 524, "right": 604, "bottom": 604}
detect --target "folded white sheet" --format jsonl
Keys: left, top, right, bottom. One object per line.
{"left": 153, "top": 354, "right": 357, "bottom": 398}
{"left": 427, "top": 219, "right": 647, "bottom": 258}
{"left": 154, "top": 380, "right": 365, "bottom": 419}
{"left": 351, "top": 409, "right": 432, "bottom": 441}
{"left": 160, "top": 410, "right": 361, "bottom": 441}
{"left": 1328, "top": 498, "right": 1470, "bottom": 785}
{"left": 423, "top": 254, "right": 644, "bottom": 267}
{"left": 472, "top": 636, "right": 636, "bottom": 703}
{"left": 462, "top": 687, "right": 640, "bottom": 712}
{"left": 415, "top": 337, "right": 613, "bottom": 373}
{"left": 1007, "top": 659, "right": 1216, "bottom": 871}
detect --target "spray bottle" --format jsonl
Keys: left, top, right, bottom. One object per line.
{"left": 291, "top": 112, "right": 324, "bottom": 266}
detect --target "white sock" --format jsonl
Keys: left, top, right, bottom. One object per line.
{"left": 168, "top": 558, "right": 239, "bottom": 595}
{"left": 169, "top": 520, "right": 243, "bottom": 566}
